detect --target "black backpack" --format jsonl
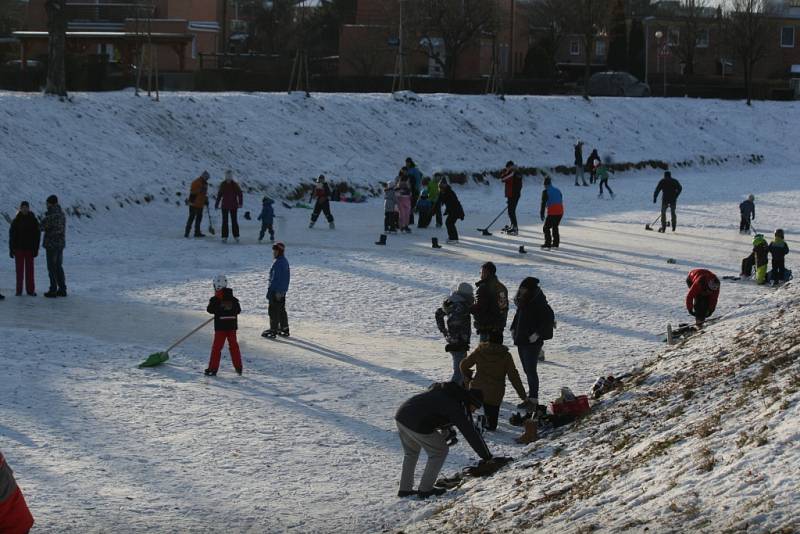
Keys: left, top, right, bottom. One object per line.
{"left": 539, "top": 301, "right": 555, "bottom": 341}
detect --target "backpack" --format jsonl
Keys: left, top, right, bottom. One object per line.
{"left": 538, "top": 301, "right": 555, "bottom": 340}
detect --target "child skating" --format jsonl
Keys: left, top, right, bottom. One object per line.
{"left": 257, "top": 196, "right": 275, "bottom": 242}
{"left": 205, "top": 274, "right": 243, "bottom": 376}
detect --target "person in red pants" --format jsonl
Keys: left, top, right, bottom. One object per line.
{"left": 205, "top": 274, "right": 243, "bottom": 376}
{"left": 9, "top": 201, "right": 40, "bottom": 296}
{"left": 0, "top": 451, "right": 34, "bottom": 534}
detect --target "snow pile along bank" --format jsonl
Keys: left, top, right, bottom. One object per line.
{"left": 406, "top": 282, "right": 800, "bottom": 533}
{"left": 1, "top": 91, "right": 799, "bottom": 215}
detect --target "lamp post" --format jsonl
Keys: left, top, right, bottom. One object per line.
{"left": 643, "top": 16, "right": 654, "bottom": 87}
{"left": 655, "top": 30, "right": 666, "bottom": 97}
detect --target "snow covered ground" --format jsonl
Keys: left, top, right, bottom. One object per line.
{"left": 0, "top": 91, "right": 798, "bottom": 532}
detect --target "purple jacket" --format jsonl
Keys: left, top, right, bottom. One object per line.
{"left": 215, "top": 180, "right": 243, "bottom": 210}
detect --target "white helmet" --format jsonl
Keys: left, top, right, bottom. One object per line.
{"left": 213, "top": 274, "right": 228, "bottom": 290}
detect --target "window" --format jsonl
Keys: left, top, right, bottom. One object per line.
{"left": 781, "top": 26, "right": 795, "bottom": 48}
{"left": 570, "top": 39, "right": 580, "bottom": 56}
{"left": 668, "top": 28, "right": 680, "bottom": 46}
{"left": 594, "top": 39, "right": 606, "bottom": 59}
{"left": 696, "top": 28, "right": 709, "bottom": 48}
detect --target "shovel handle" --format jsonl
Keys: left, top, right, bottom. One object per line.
{"left": 165, "top": 317, "right": 214, "bottom": 353}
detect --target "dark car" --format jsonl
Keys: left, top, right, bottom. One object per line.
{"left": 588, "top": 71, "right": 650, "bottom": 97}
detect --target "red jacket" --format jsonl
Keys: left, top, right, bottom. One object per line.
{"left": 0, "top": 452, "right": 34, "bottom": 534}
{"left": 501, "top": 168, "right": 522, "bottom": 199}
{"left": 215, "top": 180, "right": 243, "bottom": 211}
{"left": 685, "top": 269, "right": 720, "bottom": 314}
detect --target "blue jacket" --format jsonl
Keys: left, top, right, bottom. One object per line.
{"left": 258, "top": 198, "right": 275, "bottom": 225}
{"left": 268, "top": 255, "right": 290, "bottom": 297}
{"left": 406, "top": 166, "right": 423, "bottom": 191}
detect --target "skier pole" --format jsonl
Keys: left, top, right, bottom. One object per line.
{"left": 477, "top": 206, "right": 508, "bottom": 236}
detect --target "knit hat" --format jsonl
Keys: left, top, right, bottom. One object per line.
{"left": 748, "top": 194, "right": 754, "bottom": 202}
{"left": 224, "top": 169, "right": 233, "bottom": 180}
{"left": 46, "top": 194, "right": 58, "bottom": 205}
{"left": 317, "top": 174, "right": 326, "bottom": 183}
{"left": 481, "top": 261, "right": 496, "bottom": 275}
{"left": 19, "top": 201, "right": 29, "bottom": 208}
{"left": 543, "top": 177, "right": 552, "bottom": 186}
{"left": 273, "top": 242, "right": 286, "bottom": 254}
{"left": 456, "top": 282, "right": 474, "bottom": 298}
{"left": 775, "top": 229, "right": 784, "bottom": 239}
{"left": 201, "top": 170, "right": 210, "bottom": 180}
{"left": 664, "top": 171, "right": 672, "bottom": 179}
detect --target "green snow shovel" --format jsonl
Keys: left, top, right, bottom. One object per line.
{"left": 139, "top": 317, "right": 214, "bottom": 368}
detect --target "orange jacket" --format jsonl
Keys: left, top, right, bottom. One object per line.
{"left": 189, "top": 176, "right": 209, "bottom": 209}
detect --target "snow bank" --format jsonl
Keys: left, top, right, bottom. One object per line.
{"left": 2, "top": 91, "right": 799, "bottom": 216}
{"left": 407, "top": 281, "right": 800, "bottom": 532}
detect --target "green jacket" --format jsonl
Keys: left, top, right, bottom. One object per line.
{"left": 427, "top": 179, "right": 439, "bottom": 202}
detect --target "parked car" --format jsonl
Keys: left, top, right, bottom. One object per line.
{"left": 588, "top": 71, "right": 650, "bottom": 97}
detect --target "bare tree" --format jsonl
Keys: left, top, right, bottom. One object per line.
{"left": 45, "top": 0, "right": 67, "bottom": 97}
{"left": 576, "top": 0, "right": 608, "bottom": 99}
{"left": 724, "top": 0, "right": 775, "bottom": 105}
{"left": 672, "top": 0, "right": 709, "bottom": 77}
{"left": 525, "top": 0, "right": 574, "bottom": 75}
{"left": 405, "top": 0, "right": 498, "bottom": 83}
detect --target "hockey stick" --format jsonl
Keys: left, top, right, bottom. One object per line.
{"left": 477, "top": 206, "right": 508, "bottom": 236}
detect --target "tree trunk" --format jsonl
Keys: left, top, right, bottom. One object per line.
{"left": 45, "top": 0, "right": 67, "bottom": 97}
{"left": 582, "top": 35, "right": 592, "bottom": 100}
{"left": 744, "top": 62, "right": 751, "bottom": 106}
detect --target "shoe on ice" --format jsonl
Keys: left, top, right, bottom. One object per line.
{"left": 235, "top": 367, "right": 243, "bottom": 376}
{"left": 418, "top": 487, "right": 447, "bottom": 499}
{"left": 44, "top": 291, "right": 58, "bottom": 298}
{"left": 204, "top": 368, "right": 217, "bottom": 376}
{"left": 397, "top": 490, "right": 417, "bottom": 498}
{"left": 540, "top": 244, "right": 551, "bottom": 249}
{"left": 657, "top": 228, "right": 666, "bottom": 233}
{"left": 278, "top": 328, "right": 290, "bottom": 337}
{"left": 261, "top": 329, "right": 277, "bottom": 339}
{"left": 222, "top": 237, "right": 228, "bottom": 243}
{"left": 56, "top": 289, "right": 67, "bottom": 297}
{"left": 329, "top": 221, "right": 335, "bottom": 229}
{"left": 234, "top": 237, "right": 240, "bottom": 243}
{"left": 308, "top": 221, "right": 315, "bottom": 229}
{"left": 195, "top": 233, "right": 206, "bottom": 238}
{"left": 446, "top": 239, "right": 458, "bottom": 244}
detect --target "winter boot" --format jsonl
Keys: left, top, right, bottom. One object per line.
{"left": 56, "top": 289, "right": 67, "bottom": 297}
{"left": 44, "top": 291, "right": 57, "bottom": 298}
{"left": 222, "top": 237, "right": 228, "bottom": 243}
{"left": 446, "top": 239, "right": 458, "bottom": 244}
{"left": 375, "top": 234, "right": 387, "bottom": 246}
{"left": 261, "top": 329, "right": 277, "bottom": 339}
{"left": 278, "top": 328, "right": 290, "bottom": 337}
{"left": 519, "top": 245, "right": 527, "bottom": 254}
{"left": 514, "top": 419, "right": 538, "bottom": 444}
{"left": 431, "top": 237, "right": 442, "bottom": 249}
{"left": 234, "top": 237, "right": 240, "bottom": 243}
{"left": 195, "top": 232, "right": 206, "bottom": 238}
{"left": 204, "top": 368, "right": 218, "bottom": 376}
{"left": 540, "top": 243, "right": 551, "bottom": 249}
{"left": 235, "top": 367, "right": 243, "bottom": 376}
{"left": 398, "top": 490, "right": 418, "bottom": 498}
{"left": 657, "top": 227, "right": 666, "bottom": 233}
{"left": 329, "top": 221, "right": 335, "bottom": 230}
{"left": 309, "top": 220, "right": 315, "bottom": 229}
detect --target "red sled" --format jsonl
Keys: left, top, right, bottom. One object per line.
{"left": 551, "top": 395, "right": 591, "bottom": 417}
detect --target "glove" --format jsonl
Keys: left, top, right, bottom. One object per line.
{"left": 443, "top": 427, "right": 458, "bottom": 446}
{"left": 528, "top": 332, "right": 540, "bottom": 343}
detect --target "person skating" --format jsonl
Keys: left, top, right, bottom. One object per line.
{"left": 383, "top": 182, "right": 398, "bottom": 232}
{"left": 439, "top": 179, "right": 464, "bottom": 243}
{"left": 685, "top": 268, "right": 720, "bottom": 326}
{"left": 205, "top": 274, "right": 243, "bottom": 376}
{"left": 435, "top": 282, "right": 474, "bottom": 385}
{"left": 415, "top": 190, "right": 433, "bottom": 228}
{"left": 540, "top": 177, "right": 564, "bottom": 249}
{"left": 9, "top": 201, "right": 40, "bottom": 296}
{"left": 460, "top": 332, "right": 528, "bottom": 431}
{"left": 574, "top": 141, "right": 588, "bottom": 186}
{"left": 427, "top": 175, "right": 442, "bottom": 227}
{"left": 40, "top": 195, "right": 67, "bottom": 298}
{"left": 185, "top": 170, "right": 209, "bottom": 238}
{"left": 586, "top": 149, "right": 600, "bottom": 184}
{"left": 395, "top": 171, "right": 413, "bottom": 233}
{"left": 597, "top": 161, "right": 614, "bottom": 199}
{"left": 471, "top": 262, "right": 509, "bottom": 343}
{"left": 406, "top": 158, "right": 423, "bottom": 225}
{"left": 0, "top": 450, "right": 35, "bottom": 533}
{"left": 653, "top": 170, "right": 682, "bottom": 233}
{"left": 768, "top": 229, "right": 789, "bottom": 284}
{"left": 257, "top": 196, "right": 275, "bottom": 242}
{"left": 394, "top": 383, "right": 492, "bottom": 499}
{"left": 500, "top": 161, "right": 522, "bottom": 235}
{"left": 739, "top": 194, "right": 755, "bottom": 234}
{"left": 509, "top": 277, "right": 555, "bottom": 414}
{"left": 262, "top": 242, "right": 290, "bottom": 338}
{"left": 215, "top": 170, "right": 244, "bottom": 243}
{"left": 309, "top": 174, "right": 335, "bottom": 229}
{"left": 741, "top": 234, "right": 769, "bottom": 284}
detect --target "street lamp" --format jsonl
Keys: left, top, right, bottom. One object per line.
{"left": 654, "top": 30, "right": 666, "bottom": 97}
{"left": 643, "top": 16, "right": 655, "bottom": 87}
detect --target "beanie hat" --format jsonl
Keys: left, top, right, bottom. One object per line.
{"left": 273, "top": 242, "right": 286, "bottom": 254}
{"left": 456, "top": 282, "right": 474, "bottom": 298}
{"left": 19, "top": 201, "right": 29, "bottom": 208}
{"left": 201, "top": 170, "right": 210, "bottom": 180}
{"left": 481, "top": 261, "right": 496, "bottom": 275}
{"left": 543, "top": 177, "right": 552, "bottom": 186}
{"left": 46, "top": 194, "right": 58, "bottom": 205}
{"left": 664, "top": 171, "right": 672, "bottom": 179}
{"left": 317, "top": 174, "right": 326, "bottom": 183}
{"left": 224, "top": 169, "right": 233, "bottom": 180}
{"left": 775, "top": 229, "right": 784, "bottom": 238}
{"left": 520, "top": 276, "right": 540, "bottom": 292}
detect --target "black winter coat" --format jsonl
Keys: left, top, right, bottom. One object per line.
{"left": 510, "top": 286, "right": 554, "bottom": 346}
{"left": 435, "top": 291, "right": 473, "bottom": 351}
{"left": 395, "top": 382, "right": 492, "bottom": 460}
{"left": 472, "top": 276, "right": 509, "bottom": 335}
{"left": 207, "top": 288, "right": 242, "bottom": 331}
{"left": 574, "top": 145, "right": 583, "bottom": 166}
{"left": 654, "top": 177, "right": 683, "bottom": 204}
{"left": 9, "top": 212, "right": 40, "bottom": 254}
{"left": 440, "top": 188, "right": 464, "bottom": 220}
{"left": 768, "top": 240, "right": 789, "bottom": 269}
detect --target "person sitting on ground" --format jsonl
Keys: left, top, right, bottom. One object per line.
{"left": 685, "top": 268, "right": 720, "bottom": 326}
{"left": 768, "top": 229, "right": 789, "bottom": 284}
{"left": 739, "top": 194, "right": 755, "bottom": 234}
{"left": 459, "top": 332, "right": 528, "bottom": 431}
{"left": 741, "top": 234, "right": 769, "bottom": 285}
{"left": 394, "top": 382, "right": 492, "bottom": 499}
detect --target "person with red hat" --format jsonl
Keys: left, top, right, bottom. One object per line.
{"left": 0, "top": 450, "right": 34, "bottom": 534}
{"left": 685, "top": 268, "right": 720, "bottom": 326}
{"left": 262, "top": 242, "right": 291, "bottom": 339}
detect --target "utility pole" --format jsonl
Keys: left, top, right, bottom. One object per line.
{"left": 392, "top": 0, "right": 406, "bottom": 91}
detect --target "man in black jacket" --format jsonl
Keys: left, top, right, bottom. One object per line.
{"left": 510, "top": 277, "right": 554, "bottom": 411}
{"left": 395, "top": 382, "right": 492, "bottom": 498}
{"left": 471, "top": 262, "right": 509, "bottom": 343}
{"left": 653, "top": 171, "right": 683, "bottom": 233}
{"left": 439, "top": 180, "right": 464, "bottom": 243}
